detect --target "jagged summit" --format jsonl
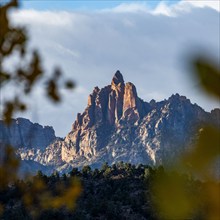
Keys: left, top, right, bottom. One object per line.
{"left": 59, "top": 72, "right": 219, "bottom": 168}
{"left": 2, "top": 71, "right": 219, "bottom": 174}
{"left": 111, "top": 70, "right": 124, "bottom": 86}
{"left": 168, "top": 93, "right": 188, "bottom": 101}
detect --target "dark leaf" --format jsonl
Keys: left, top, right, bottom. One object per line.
{"left": 193, "top": 58, "right": 220, "bottom": 98}
{"left": 65, "top": 80, "right": 75, "bottom": 89}
{"left": 3, "top": 101, "right": 14, "bottom": 125}
{"left": 46, "top": 79, "right": 60, "bottom": 103}
{"left": 0, "top": 71, "right": 11, "bottom": 85}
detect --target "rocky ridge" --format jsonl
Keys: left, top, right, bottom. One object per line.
{"left": 0, "top": 118, "right": 59, "bottom": 174}
{"left": 1, "top": 71, "right": 219, "bottom": 173}
{"left": 60, "top": 71, "right": 219, "bottom": 169}
{"left": 0, "top": 118, "right": 57, "bottom": 149}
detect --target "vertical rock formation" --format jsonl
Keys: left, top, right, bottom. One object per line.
{"left": 109, "top": 70, "right": 125, "bottom": 123}
{"left": 3, "top": 71, "right": 219, "bottom": 173}
{"left": 59, "top": 71, "right": 220, "bottom": 168}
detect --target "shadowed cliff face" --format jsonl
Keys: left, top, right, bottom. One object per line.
{"left": 2, "top": 71, "right": 219, "bottom": 173}
{"left": 0, "top": 118, "right": 57, "bottom": 149}
{"left": 0, "top": 118, "right": 58, "bottom": 175}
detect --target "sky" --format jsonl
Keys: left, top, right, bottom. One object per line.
{"left": 2, "top": 0, "right": 220, "bottom": 137}
{"left": 20, "top": 0, "right": 178, "bottom": 11}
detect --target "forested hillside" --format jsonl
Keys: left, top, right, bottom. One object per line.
{"left": 0, "top": 163, "right": 214, "bottom": 220}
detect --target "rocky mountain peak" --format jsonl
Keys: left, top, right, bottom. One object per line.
{"left": 166, "top": 93, "right": 192, "bottom": 110}
{"left": 168, "top": 93, "right": 190, "bottom": 102}
{"left": 111, "top": 70, "right": 124, "bottom": 86}
{"left": 2, "top": 71, "right": 219, "bottom": 174}
{"left": 53, "top": 72, "right": 219, "bottom": 170}
{"left": 73, "top": 72, "right": 149, "bottom": 131}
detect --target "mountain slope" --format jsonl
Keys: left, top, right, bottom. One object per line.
{"left": 57, "top": 71, "right": 220, "bottom": 166}
{"left": 0, "top": 117, "right": 57, "bottom": 149}
{"left": 1, "top": 71, "right": 219, "bottom": 173}
{"left": 59, "top": 71, "right": 219, "bottom": 169}
{"left": 0, "top": 118, "right": 59, "bottom": 175}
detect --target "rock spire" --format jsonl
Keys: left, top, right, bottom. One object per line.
{"left": 111, "top": 70, "right": 124, "bottom": 86}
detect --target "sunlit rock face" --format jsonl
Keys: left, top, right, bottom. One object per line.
{"left": 59, "top": 71, "right": 219, "bottom": 169}
{"left": 2, "top": 71, "right": 219, "bottom": 173}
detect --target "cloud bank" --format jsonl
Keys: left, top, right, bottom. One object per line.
{"left": 7, "top": 1, "right": 220, "bottom": 136}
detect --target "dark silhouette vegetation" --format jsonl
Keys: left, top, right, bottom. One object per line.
{"left": 0, "top": 163, "right": 217, "bottom": 220}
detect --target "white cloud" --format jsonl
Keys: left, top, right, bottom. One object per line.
{"left": 104, "top": 1, "right": 220, "bottom": 16}
{"left": 152, "top": 2, "right": 175, "bottom": 16}
{"left": 55, "top": 43, "right": 80, "bottom": 58}
{"left": 103, "top": 2, "right": 149, "bottom": 13}
{"left": 14, "top": 9, "right": 74, "bottom": 26}
{"left": 186, "top": 0, "right": 220, "bottom": 12}
{"left": 6, "top": 2, "right": 220, "bottom": 136}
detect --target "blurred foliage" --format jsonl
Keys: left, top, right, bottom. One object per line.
{"left": 0, "top": 0, "right": 79, "bottom": 217}
{"left": 0, "top": 145, "right": 20, "bottom": 189}
{"left": 193, "top": 58, "right": 220, "bottom": 98}
{"left": 0, "top": 0, "right": 75, "bottom": 124}
{"left": 1, "top": 163, "right": 218, "bottom": 219}
{"left": 182, "top": 125, "right": 220, "bottom": 175}
{"left": 22, "top": 176, "right": 81, "bottom": 216}
{"left": 152, "top": 57, "right": 220, "bottom": 219}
